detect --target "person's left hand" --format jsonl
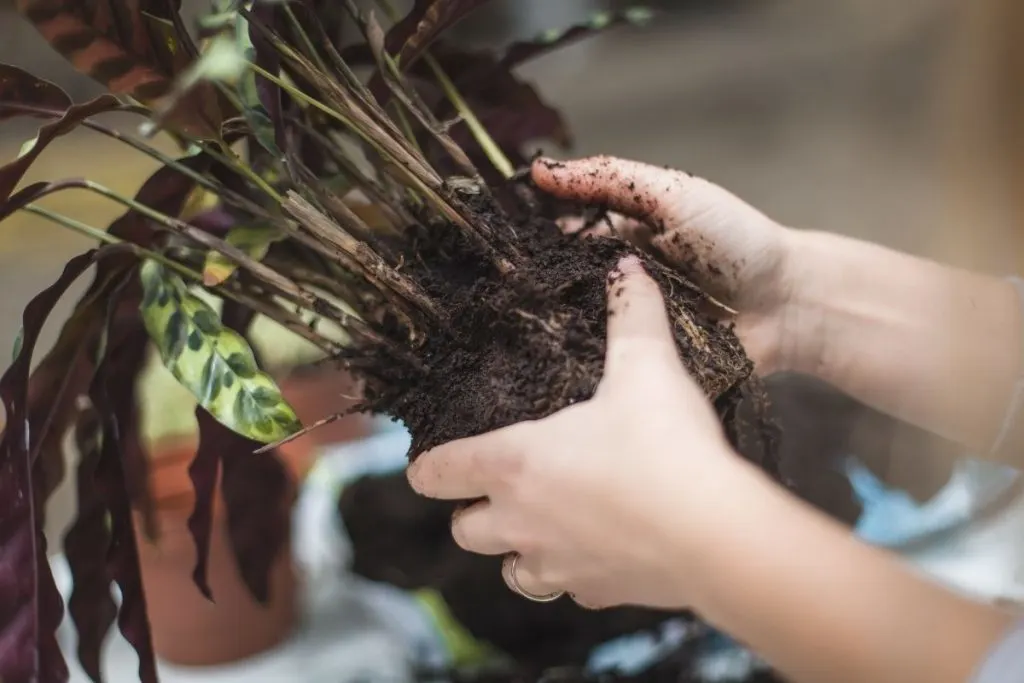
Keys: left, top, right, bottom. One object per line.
{"left": 406, "top": 256, "right": 751, "bottom": 610}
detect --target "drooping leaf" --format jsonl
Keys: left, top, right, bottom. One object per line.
{"left": 499, "top": 7, "right": 654, "bottom": 69}
{"left": 0, "top": 248, "right": 125, "bottom": 683}
{"left": 138, "top": 260, "right": 301, "bottom": 443}
{"left": 90, "top": 328, "right": 157, "bottom": 683}
{"left": 15, "top": 0, "right": 223, "bottom": 137}
{"left": 201, "top": 302, "right": 293, "bottom": 604}
{"left": 186, "top": 408, "right": 223, "bottom": 601}
{"left": 203, "top": 224, "right": 284, "bottom": 286}
{"left": 385, "top": 0, "right": 495, "bottom": 71}
{"left": 63, "top": 410, "right": 116, "bottom": 683}
{"left": 0, "top": 94, "right": 120, "bottom": 203}
{"left": 0, "top": 63, "right": 71, "bottom": 121}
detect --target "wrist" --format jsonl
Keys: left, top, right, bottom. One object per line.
{"left": 763, "top": 227, "right": 831, "bottom": 376}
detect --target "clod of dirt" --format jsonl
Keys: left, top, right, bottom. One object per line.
{"left": 361, "top": 183, "right": 777, "bottom": 471}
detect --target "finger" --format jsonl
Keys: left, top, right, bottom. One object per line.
{"left": 501, "top": 553, "right": 562, "bottom": 601}
{"left": 558, "top": 212, "right": 656, "bottom": 248}
{"left": 532, "top": 156, "right": 689, "bottom": 230}
{"left": 407, "top": 424, "right": 523, "bottom": 500}
{"left": 604, "top": 256, "right": 678, "bottom": 380}
{"left": 450, "top": 500, "right": 512, "bottom": 556}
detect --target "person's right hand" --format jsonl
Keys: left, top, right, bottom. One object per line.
{"left": 532, "top": 156, "right": 803, "bottom": 374}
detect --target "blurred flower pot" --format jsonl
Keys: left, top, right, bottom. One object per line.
{"left": 134, "top": 434, "right": 310, "bottom": 667}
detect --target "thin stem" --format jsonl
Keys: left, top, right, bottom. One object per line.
{"left": 283, "top": 4, "right": 330, "bottom": 73}
{"left": 370, "top": 0, "right": 513, "bottom": 177}
{"left": 23, "top": 205, "right": 203, "bottom": 283}
{"left": 423, "top": 54, "right": 514, "bottom": 179}
{"left": 22, "top": 205, "right": 341, "bottom": 355}
{"left": 195, "top": 140, "right": 285, "bottom": 205}
{"left": 0, "top": 103, "right": 268, "bottom": 217}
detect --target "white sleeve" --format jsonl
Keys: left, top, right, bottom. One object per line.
{"left": 971, "top": 618, "right": 1024, "bottom": 683}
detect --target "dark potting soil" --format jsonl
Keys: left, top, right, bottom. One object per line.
{"left": 361, "top": 180, "right": 777, "bottom": 475}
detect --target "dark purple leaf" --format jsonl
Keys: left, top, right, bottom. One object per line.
{"left": 90, "top": 319, "right": 157, "bottom": 683}
{"left": 0, "top": 64, "right": 71, "bottom": 122}
{"left": 221, "top": 440, "right": 292, "bottom": 604}
{"left": 384, "top": 0, "right": 495, "bottom": 70}
{"left": 216, "top": 303, "right": 292, "bottom": 604}
{"left": 0, "top": 247, "right": 129, "bottom": 683}
{"left": 63, "top": 411, "right": 116, "bottom": 683}
{"left": 498, "top": 7, "right": 654, "bottom": 69}
{"left": 0, "top": 94, "right": 121, "bottom": 203}
{"left": 187, "top": 410, "right": 222, "bottom": 602}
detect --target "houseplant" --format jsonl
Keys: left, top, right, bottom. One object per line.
{"left": 0, "top": 1, "right": 783, "bottom": 681}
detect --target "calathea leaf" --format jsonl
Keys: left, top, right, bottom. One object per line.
{"left": 15, "top": 0, "right": 223, "bottom": 137}
{"left": 0, "top": 94, "right": 121, "bottom": 203}
{"left": 90, "top": 314, "right": 158, "bottom": 683}
{"left": 203, "top": 224, "right": 285, "bottom": 286}
{"left": 0, "top": 63, "right": 72, "bottom": 121}
{"left": 499, "top": 7, "right": 654, "bottom": 68}
{"left": 216, "top": 301, "right": 293, "bottom": 604}
{"left": 138, "top": 260, "right": 301, "bottom": 443}
{"left": 0, "top": 247, "right": 128, "bottom": 683}
{"left": 385, "top": 0, "right": 496, "bottom": 70}
{"left": 63, "top": 409, "right": 116, "bottom": 683}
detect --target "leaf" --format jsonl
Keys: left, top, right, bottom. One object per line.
{"left": 0, "top": 63, "right": 71, "bottom": 121}
{"left": 203, "top": 224, "right": 284, "bottom": 286}
{"left": 499, "top": 7, "right": 654, "bottom": 68}
{"left": 138, "top": 260, "right": 301, "bottom": 443}
{"left": 0, "top": 248, "right": 124, "bottom": 683}
{"left": 385, "top": 0, "right": 496, "bottom": 70}
{"left": 0, "top": 94, "right": 120, "bottom": 203}
{"left": 90, "top": 330, "right": 158, "bottom": 683}
{"left": 16, "top": 0, "right": 193, "bottom": 106}
{"left": 209, "top": 302, "right": 293, "bottom": 604}
{"left": 63, "top": 410, "right": 116, "bottom": 683}
{"left": 187, "top": 409, "right": 223, "bottom": 602}
{"left": 219, "top": 423, "right": 292, "bottom": 604}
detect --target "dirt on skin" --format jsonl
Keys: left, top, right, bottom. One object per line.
{"left": 361, "top": 172, "right": 778, "bottom": 469}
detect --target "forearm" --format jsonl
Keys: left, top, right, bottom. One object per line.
{"left": 781, "top": 229, "right": 1022, "bottom": 454}
{"left": 682, "top": 463, "right": 1014, "bottom": 683}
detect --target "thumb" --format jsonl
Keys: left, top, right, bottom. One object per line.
{"left": 603, "top": 255, "right": 679, "bottom": 381}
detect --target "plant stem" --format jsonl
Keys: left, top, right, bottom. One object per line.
{"left": 0, "top": 103, "right": 274, "bottom": 220}
{"left": 195, "top": 140, "right": 285, "bottom": 205}
{"left": 283, "top": 4, "right": 330, "bottom": 73}
{"left": 22, "top": 205, "right": 341, "bottom": 354}
{"left": 421, "top": 55, "right": 514, "bottom": 179}
{"left": 23, "top": 205, "right": 202, "bottom": 283}
{"left": 371, "top": 0, "right": 513, "bottom": 177}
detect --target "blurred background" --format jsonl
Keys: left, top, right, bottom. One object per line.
{"left": 2, "top": 0, "right": 1023, "bottom": 680}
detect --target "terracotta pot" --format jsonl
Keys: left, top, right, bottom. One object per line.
{"left": 134, "top": 434, "right": 311, "bottom": 667}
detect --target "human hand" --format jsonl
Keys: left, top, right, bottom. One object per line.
{"left": 532, "top": 156, "right": 803, "bottom": 374}
{"left": 406, "top": 256, "right": 751, "bottom": 610}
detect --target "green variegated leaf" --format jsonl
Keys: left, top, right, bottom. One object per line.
{"left": 138, "top": 259, "right": 300, "bottom": 443}
{"left": 202, "top": 224, "right": 284, "bottom": 286}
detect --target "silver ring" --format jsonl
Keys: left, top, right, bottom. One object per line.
{"left": 501, "top": 553, "right": 565, "bottom": 603}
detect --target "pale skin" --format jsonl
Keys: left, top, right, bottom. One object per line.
{"left": 407, "top": 156, "right": 1022, "bottom": 683}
